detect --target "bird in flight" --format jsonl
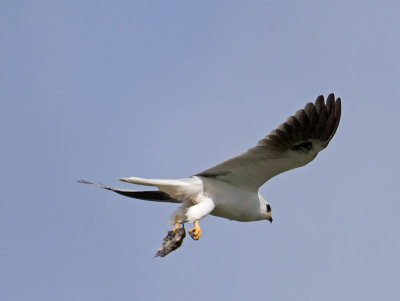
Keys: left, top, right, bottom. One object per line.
{"left": 80, "top": 94, "right": 341, "bottom": 241}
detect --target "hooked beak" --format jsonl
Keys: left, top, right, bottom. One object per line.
{"left": 267, "top": 216, "right": 273, "bottom": 224}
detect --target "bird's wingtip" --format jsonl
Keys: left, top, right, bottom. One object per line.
{"left": 77, "top": 179, "right": 92, "bottom": 185}
{"left": 77, "top": 179, "right": 109, "bottom": 190}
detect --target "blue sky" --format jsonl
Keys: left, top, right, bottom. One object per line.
{"left": 1, "top": 1, "right": 399, "bottom": 300}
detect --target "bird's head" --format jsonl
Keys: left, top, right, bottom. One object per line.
{"left": 259, "top": 193, "right": 273, "bottom": 223}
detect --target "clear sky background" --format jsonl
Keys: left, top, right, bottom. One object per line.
{"left": 1, "top": 1, "right": 399, "bottom": 300}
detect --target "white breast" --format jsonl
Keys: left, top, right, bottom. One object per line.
{"left": 198, "top": 176, "right": 264, "bottom": 222}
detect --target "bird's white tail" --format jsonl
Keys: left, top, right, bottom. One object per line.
{"left": 118, "top": 176, "right": 203, "bottom": 201}
{"left": 118, "top": 177, "right": 191, "bottom": 187}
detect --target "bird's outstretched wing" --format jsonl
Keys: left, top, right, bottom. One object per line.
{"left": 196, "top": 94, "right": 341, "bottom": 190}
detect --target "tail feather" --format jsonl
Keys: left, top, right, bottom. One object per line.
{"left": 118, "top": 177, "right": 190, "bottom": 187}
{"left": 78, "top": 180, "right": 182, "bottom": 203}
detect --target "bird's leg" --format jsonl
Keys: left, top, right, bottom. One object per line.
{"left": 172, "top": 215, "right": 181, "bottom": 231}
{"left": 186, "top": 197, "right": 214, "bottom": 240}
{"left": 188, "top": 220, "right": 201, "bottom": 240}
{"left": 172, "top": 222, "right": 180, "bottom": 231}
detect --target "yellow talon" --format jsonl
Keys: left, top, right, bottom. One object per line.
{"left": 172, "top": 222, "right": 180, "bottom": 231}
{"left": 172, "top": 215, "right": 181, "bottom": 231}
{"left": 188, "top": 221, "right": 201, "bottom": 240}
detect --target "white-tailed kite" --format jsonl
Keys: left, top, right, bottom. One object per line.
{"left": 80, "top": 94, "right": 341, "bottom": 241}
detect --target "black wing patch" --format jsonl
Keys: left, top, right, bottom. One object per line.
{"left": 256, "top": 93, "right": 341, "bottom": 153}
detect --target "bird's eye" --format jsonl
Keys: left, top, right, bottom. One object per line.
{"left": 266, "top": 204, "right": 271, "bottom": 212}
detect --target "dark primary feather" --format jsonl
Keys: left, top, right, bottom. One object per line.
{"left": 196, "top": 94, "right": 341, "bottom": 188}
{"left": 261, "top": 93, "right": 341, "bottom": 152}
{"left": 77, "top": 180, "right": 181, "bottom": 203}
